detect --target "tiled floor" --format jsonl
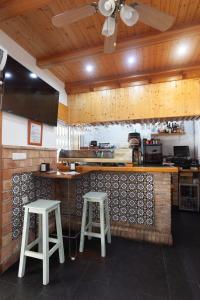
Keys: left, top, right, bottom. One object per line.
{"left": 1, "top": 210, "right": 200, "bottom": 300}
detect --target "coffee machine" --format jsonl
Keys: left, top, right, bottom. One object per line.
{"left": 128, "top": 132, "right": 142, "bottom": 165}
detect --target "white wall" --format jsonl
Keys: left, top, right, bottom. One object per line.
{"left": 2, "top": 112, "right": 56, "bottom": 148}
{"left": 0, "top": 30, "right": 67, "bottom": 148}
{"left": 82, "top": 121, "right": 200, "bottom": 159}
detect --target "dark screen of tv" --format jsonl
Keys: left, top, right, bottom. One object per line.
{"left": 1, "top": 56, "right": 59, "bottom": 126}
{"left": 174, "top": 146, "right": 190, "bottom": 157}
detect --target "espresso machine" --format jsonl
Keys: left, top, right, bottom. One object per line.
{"left": 128, "top": 132, "right": 142, "bottom": 165}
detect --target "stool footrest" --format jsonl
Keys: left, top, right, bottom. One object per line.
{"left": 84, "top": 231, "right": 101, "bottom": 238}
{"left": 85, "top": 223, "right": 109, "bottom": 233}
{"left": 25, "top": 250, "right": 43, "bottom": 260}
{"left": 49, "top": 243, "right": 60, "bottom": 258}
{"left": 25, "top": 242, "right": 60, "bottom": 260}
{"left": 25, "top": 237, "right": 60, "bottom": 260}
{"left": 85, "top": 222, "right": 104, "bottom": 229}
{"left": 49, "top": 238, "right": 59, "bottom": 244}
{"left": 27, "top": 238, "right": 40, "bottom": 250}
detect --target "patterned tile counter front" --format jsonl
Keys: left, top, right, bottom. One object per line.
{"left": 12, "top": 173, "right": 55, "bottom": 240}
{"left": 75, "top": 172, "right": 154, "bottom": 226}
{"left": 57, "top": 171, "right": 172, "bottom": 246}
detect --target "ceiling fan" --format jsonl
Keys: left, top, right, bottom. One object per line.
{"left": 52, "top": 0, "right": 175, "bottom": 54}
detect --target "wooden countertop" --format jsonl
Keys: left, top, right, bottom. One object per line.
{"left": 76, "top": 165, "right": 178, "bottom": 173}
{"left": 34, "top": 165, "right": 178, "bottom": 181}
{"left": 34, "top": 165, "right": 178, "bottom": 180}
{"left": 34, "top": 170, "right": 89, "bottom": 179}
{"left": 56, "top": 164, "right": 178, "bottom": 174}
{"left": 179, "top": 168, "right": 200, "bottom": 173}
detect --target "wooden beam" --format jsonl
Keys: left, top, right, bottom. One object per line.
{"left": 65, "top": 64, "right": 200, "bottom": 94}
{"left": 37, "top": 23, "right": 200, "bottom": 68}
{"left": 0, "top": 0, "right": 52, "bottom": 22}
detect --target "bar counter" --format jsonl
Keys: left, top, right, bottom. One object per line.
{"left": 76, "top": 165, "right": 178, "bottom": 173}
{"left": 56, "top": 163, "right": 178, "bottom": 174}
{"left": 35, "top": 165, "right": 176, "bottom": 246}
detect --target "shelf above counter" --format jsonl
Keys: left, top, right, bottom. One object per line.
{"left": 151, "top": 132, "right": 185, "bottom": 137}
{"left": 59, "top": 157, "right": 131, "bottom": 163}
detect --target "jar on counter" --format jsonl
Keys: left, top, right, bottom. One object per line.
{"left": 69, "top": 162, "right": 76, "bottom": 171}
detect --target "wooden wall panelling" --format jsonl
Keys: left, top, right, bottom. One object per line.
{"left": 68, "top": 78, "right": 200, "bottom": 124}
{"left": 58, "top": 103, "right": 69, "bottom": 124}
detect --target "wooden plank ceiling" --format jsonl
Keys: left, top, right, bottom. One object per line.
{"left": 1, "top": 0, "right": 200, "bottom": 94}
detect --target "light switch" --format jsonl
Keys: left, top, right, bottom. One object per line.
{"left": 12, "top": 153, "right": 27, "bottom": 160}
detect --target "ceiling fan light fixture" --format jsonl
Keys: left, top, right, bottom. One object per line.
{"left": 98, "top": 0, "right": 115, "bottom": 17}
{"left": 102, "top": 16, "right": 116, "bottom": 37}
{"left": 120, "top": 5, "right": 139, "bottom": 27}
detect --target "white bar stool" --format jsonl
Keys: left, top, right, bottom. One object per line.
{"left": 18, "top": 199, "right": 65, "bottom": 285}
{"left": 79, "top": 191, "right": 111, "bottom": 257}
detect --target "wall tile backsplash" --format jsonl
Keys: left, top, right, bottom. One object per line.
{"left": 12, "top": 171, "right": 154, "bottom": 240}
{"left": 75, "top": 172, "right": 154, "bottom": 226}
{"left": 12, "top": 173, "right": 55, "bottom": 240}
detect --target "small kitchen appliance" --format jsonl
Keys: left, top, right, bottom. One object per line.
{"left": 40, "top": 163, "right": 50, "bottom": 172}
{"left": 143, "top": 142, "right": 163, "bottom": 165}
{"left": 128, "top": 132, "right": 142, "bottom": 165}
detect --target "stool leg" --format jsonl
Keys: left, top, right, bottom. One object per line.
{"left": 18, "top": 207, "right": 30, "bottom": 278}
{"left": 38, "top": 214, "right": 43, "bottom": 253}
{"left": 105, "top": 198, "right": 111, "bottom": 244}
{"left": 100, "top": 201, "right": 106, "bottom": 257}
{"left": 55, "top": 206, "right": 65, "bottom": 264}
{"left": 88, "top": 202, "right": 93, "bottom": 240}
{"left": 79, "top": 199, "right": 88, "bottom": 253}
{"left": 42, "top": 212, "right": 49, "bottom": 285}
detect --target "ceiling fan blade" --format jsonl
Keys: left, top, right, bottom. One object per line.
{"left": 52, "top": 4, "right": 97, "bottom": 28}
{"left": 132, "top": 1, "right": 175, "bottom": 32}
{"left": 104, "top": 23, "right": 118, "bottom": 54}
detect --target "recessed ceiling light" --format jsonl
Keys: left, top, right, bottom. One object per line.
{"left": 176, "top": 44, "right": 189, "bottom": 57}
{"left": 5, "top": 72, "right": 12, "bottom": 79}
{"left": 30, "top": 73, "right": 38, "bottom": 79}
{"left": 85, "top": 64, "right": 94, "bottom": 73}
{"left": 127, "top": 56, "right": 136, "bottom": 65}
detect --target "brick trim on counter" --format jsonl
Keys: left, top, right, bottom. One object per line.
{"left": 172, "top": 173, "right": 179, "bottom": 206}
{"left": 0, "top": 145, "right": 57, "bottom": 273}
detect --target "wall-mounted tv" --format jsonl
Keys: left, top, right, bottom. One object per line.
{"left": 1, "top": 56, "right": 59, "bottom": 126}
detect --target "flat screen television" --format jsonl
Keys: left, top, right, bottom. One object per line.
{"left": 1, "top": 56, "right": 59, "bottom": 126}
{"left": 174, "top": 146, "right": 190, "bottom": 157}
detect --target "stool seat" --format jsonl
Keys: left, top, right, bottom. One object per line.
{"left": 18, "top": 199, "right": 65, "bottom": 285}
{"left": 26, "top": 199, "right": 60, "bottom": 212}
{"left": 83, "top": 192, "right": 107, "bottom": 201}
{"left": 79, "top": 191, "right": 111, "bottom": 257}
